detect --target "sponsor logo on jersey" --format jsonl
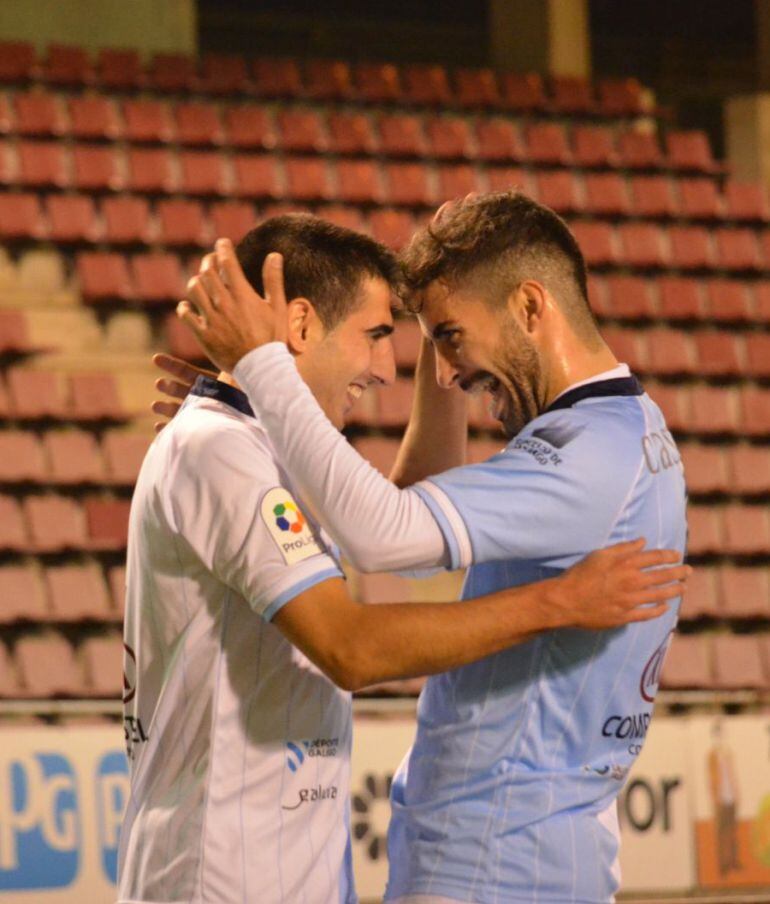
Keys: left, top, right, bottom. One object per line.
{"left": 261, "top": 487, "right": 323, "bottom": 565}
{"left": 281, "top": 784, "right": 338, "bottom": 810}
{"left": 531, "top": 417, "right": 585, "bottom": 449}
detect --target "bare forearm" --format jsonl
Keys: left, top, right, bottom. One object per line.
{"left": 390, "top": 338, "right": 468, "bottom": 488}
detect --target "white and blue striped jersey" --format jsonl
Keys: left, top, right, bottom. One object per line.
{"left": 119, "top": 377, "right": 356, "bottom": 904}
{"left": 386, "top": 375, "right": 687, "bottom": 904}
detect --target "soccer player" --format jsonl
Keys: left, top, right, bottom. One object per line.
{"left": 176, "top": 194, "right": 689, "bottom": 904}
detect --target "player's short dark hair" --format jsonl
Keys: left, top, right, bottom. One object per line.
{"left": 400, "top": 191, "right": 599, "bottom": 344}
{"left": 236, "top": 213, "right": 400, "bottom": 330}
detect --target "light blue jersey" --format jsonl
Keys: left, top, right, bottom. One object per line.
{"left": 386, "top": 376, "right": 687, "bottom": 904}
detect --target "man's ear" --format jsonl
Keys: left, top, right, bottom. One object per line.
{"left": 286, "top": 297, "right": 321, "bottom": 353}
{"left": 507, "top": 281, "right": 547, "bottom": 336}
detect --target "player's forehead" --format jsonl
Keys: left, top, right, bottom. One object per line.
{"left": 416, "top": 279, "right": 485, "bottom": 333}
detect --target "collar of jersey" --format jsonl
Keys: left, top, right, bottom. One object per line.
{"left": 189, "top": 375, "right": 255, "bottom": 418}
{"left": 545, "top": 375, "right": 644, "bottom": 414}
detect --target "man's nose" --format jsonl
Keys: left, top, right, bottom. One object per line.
{"left": 371, "top": 337, "right": 396, "bottom": 386}
{"left": 435, "top": 352, "right": 459, "bottom": 389}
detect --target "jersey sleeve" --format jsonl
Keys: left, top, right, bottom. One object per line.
{"left": 414, "top": 409, "right": 645, "bottom": 569}
{"left": 167, "top": 420, "right": 343, "bottom": 620}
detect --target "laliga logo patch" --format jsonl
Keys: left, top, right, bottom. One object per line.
{"left": 261, "top": 487, "right": 321, "bottom": 565}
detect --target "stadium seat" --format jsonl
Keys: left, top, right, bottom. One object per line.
{"left": 68, "top": 94, "right": 120, "bottom": 140}
{"left": 14, "top": 90, "right": 66, "bottom": 136}
{"left": 15, "top": 633, "right": 85, "bottom": 697}
{"left": 741, "top": 387, "right": 770, "bottom": 436}
{"left": 498, "top": 71, "right": 546, "bottom": 112}
{"left": 84, "top": 497, "right": 131, "bottom": 549}
{"left": 690, "top": 386, "right": 740, "bottom": 435}
{"left": 597, "top": 78, "right": 647, "bottom": 116}
{"left": 355, "top": 63, "right": 402, "bottom": 103}
{"left": 666, "top": 130, "right": 719, "bottom": 173}
{"left": 376, "top": 378, "right": 414, "bottom": 426}
{"left": 101, "top": 196, "right": 153, "bottom": 244}
{"left": 276, "top": 108, "right": 327, "bottom": 153}
{"left": 618, "top": 223, "right": 667, "bottom": 268}
{"left": 328, "top": 111, "right": 377, "bottom": 155}
{"left": 81, "top": 634, "right": 124, "bottom": 696}
{"left": 47, "top": 195, "right": 100, "bottom": 243}
{"left": 174, "top": 102, "right": 224, "bottom": 146}
{"left": 687, "top": 505, "right": 723, "bottom": 555}
{"left": 199, "top": 53, "right": 250, "bottom": 94}
{"left": 97, "top": 48, "right": 143, "bottom": 89}
{"left": 251, "top": 58, "right": 303, "bottom": 98}
{"left": 352, "top": 437, "right": 400, "bottom": 477}
{"left": 657, "top": 277, "right": 706, "bottom": 320}
{"left": 0, "top": 430, "right": 46, "bottom": 482}
{"left": 17, "top": 140, "right": 68, "bottom": 188}
{"left": 425, "top": 116, "right": 473, "bottom": 159}
{"left": 572, "top": 125, "right": 618, "bottom": 168}
{"left": 25, "top": 494, "right": 87, "bottom": 551}
{"left": 660, "top": 634, "right": 712, "bottom": 688}
{"left": 455, "top": 68, "right": 499, "bottom": 107}
{"left": 224, "top": 105, "right": 277, "bottom": 150}
{"left": 525, "top": 123, "right": 572, "bottom": 165}
{"left": 45, "top": 563, "right": 111, "bottom": 621}
{"left": 0, "top": 565, "right": 49, "bottom": 623}
{"left": 369, "top": 209, "right": 416, "bottom": 250}
{"left": 705, "top": 279, "right": 753, "bottom": 321}
{"left": 714, "top": 228, "right": 762, "bottom": 271}
{"left": 147, "top": 53, "right": 197, "bottom": 92}
{"left": 0, "top": 640, "right": 19, "bottom": 697}
{"left": 157, "top": 199, "right": 210, "bottom": 247}
{"left": 755, "top": 283, "right": 770, "bottom": 322}
{"left": 179, "top": 150, "right": 228, "bottom": 195}
{"left": 679, "top": 178, "right": 721, "bottom": 219}
{"left": 474, "top": 118, "right": 525, "bottom": 162}
{"left": 0, "top": 310, "right": 36, "bottom": 355}
{"left": 486, "top": 166, "right": 529, "bottom": 194}
{"left": 76, "top": 251, "right": 133, "bottom": 301}
{"left": 570, "top": 221, "right": 617, "bottom": 267}
{"left": 550, "top": 75, "right": 594, "bottom": 114}
{"left": 132, "top": 252, "right": 186, "bottom": 303}
{"left": 232, "top": 154, "right": 280, "bottom": 199}
{"left": 315, "top": 204, "right": 366, "bottom": 232}
{"left": 391, "top": 318, "right": 422, "bottom": 367}
{"left": 437, "top": 164, "right": 482, "bottom": 202}
{"left": 108, "top": 564, "right": 126, "bottom": 617}
{"left": 713, "top": 635, "right": 767, "bottom": 690}
{"left": 72, "top": 144, "right": 122, "bottom": 191}
{"left": 584, "top": 173, "right": 629, "bottom": 216}
{"left": 102, "top": 430, "right": 150, "bottom": 485}
{"left": 44, "top": 429, "right": 104, "bottom": 484}
{"left": 723, "top": 180, "right": 770, "bottom": 222}
{"left": 126, "top": 148, "right": 176, "bottom": 194}
{"left": 0, "top": 193, "right": 45, "bottom": 239}
{"left": 304, "top": 59, "right": 353, "bottom": 101}
{"left": 679, "top": 442, "right": 728, "bottom": 494}
{"left": 165, "top": 312, "right": 206, "bottom": 361}
{"left": 723, "top": 504, "right": 770, "bottom": 556}
{"left": 384, "top": 162, "right": 433, "bottom": 206}
{"left": 693, "top": 332, "right": 743, "bottom": 377}
{"left": 6, "top": 368, "right": 68, "bottom": 420}
{"left": 604, "top": 275, "right": 656, "bottom": 320}
{"left": 646, "top": 383, "right": 691, "bottom": 432}
{"left": 534, "top": 171, "right": 581, "bottom": 213}
{"left": 728, "top": 445, "right": 770, "bottom": 495}
{"left": 602, "top": 327, "right": 648, "bottom": 373}
{"left": 0, "top": 41, "right": 35, "bottom": 83}
{"left": 284, "top": 157, "right": 332, "bottom": 201}
{"left": 210, "top": 200, "right": 256, "bottom": 243}
{"left": 628, "top": 175, "right": 677, "bottom": 218}
{"left": 70, "top": 372, "right": 124, "bottom": 420}
{"left": 745, "top": 334, "right": 770, "bottom": 378}
{"left": 401, "top": 64, "right": 452, "bottom": 106}
{"left": 336, "top": 160, "right": 383, "bottom": 204}
{"left": 719, "top": 567, "right": 770, "bottom": 619}
{"left": 679, "top": 564, "right": 720, "bottom": 620}
{"left": 668, "top": 226, "right": 714, "bottom": 270}
{"left": 617, "top": 130, "right": 663, "bottom": 169}
{"left": 0, "top": 495, "right": 27, "bottom": 550}
{"left": 378, "top": 114, "right": 426, "bottom": 157}
{"left": 122, "top": 99, "right": 173, "bottom": 143}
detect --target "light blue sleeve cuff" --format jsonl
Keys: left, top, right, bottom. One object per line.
{"left": 413, "top": 480, "right": 473, "bottom": 570}
{"left": 262, "top": 566, "right": 344, "bottom": 622}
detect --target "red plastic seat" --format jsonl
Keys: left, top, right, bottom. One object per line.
{"left": 224, "top": 105, "right": 276, "bottom": 150}
{"left": 199, "top": 53, "right": 249, "bottom": 94}
{"left": 132, "top": 253, "right": 186, "bottom": 303}
{"left": 68, "top": 95, "right": 120, "bottom": 140}
{"left": 0, "top": 495, "right": 27, "bottom": 550}
{"left": 525, "top": 123, "right": 572, "bottom": 165}
{"left": 102, "top": 430, "right": 150, "bottom": 485}
{"left": 723, "top": 504, "right": 770, "bottom": 555}
{"left": 126, "top": 148, "right": 176, "bottom": 194}
{"left": 328, "top": 111, "right": 377, "bottom": 155}
{"left": 605, "top": 275, "right": 656, "bottom": 320}
{"left": 0, "top": 311, "right": 35, "bottom": 355}
{"left": 474, "top": 119, "right": 525, "bottom": 162}
{"left": 618, "top": 130, "right": 663, "bottom": 169}
{"left": 284, "top": 157, "right": 331, "bottom": 201}
{"left": 0, "top": 193, "right": 45, "bottom": 239}
{"left": 690, "top": 386, "right": 740, "bottom": 435}
{"left": 210, "top": 200, "right": 256, "bottom": 243}
{"left": 551, "top": 75, "right": 594, "bottom": 114}
{"left": 741, "top": 387, "right": 770, "bottom": 436}
{"left": 425, "top": 116, "right": 473, "bottom": 159}
{"left": 369, "top": 209, "right": 416, "bottom": 250}
{"left": 584, "top": 173, "right": 629, "bottom": 216}
{"left": 378, "top": 114, "right": 426, "bottom": 157}
{"left": 336, "top": 160, "right": 383, "bottom": 204}
{"left": 6, "top": 368, "right": 68, "bottom": 420}
{"left": 101, "top": 196, "right": 152, "bottom": 245}
{"left": 755, "top": 283, "right": 770, "bottom": 322}
{"left": 660, "top": 635, "right": 712, "bottom": 689}
{"left": 646, "top": 383, "right": 691, "bottom": 433}
{"left": 165, "top": 312, "right": 206, "bottom": 361}
{"left": 179, "top": 150, "right": 227, "bottom": 195}
{"left": 679, "top": 442, "right": 729, "bottom": 494}
{"left": 486, "top": 166, "right": 529, "bottom": 194}
{"left": 571, "top": 221, "right": 617, "bottom": 267}
{"left": 15, "top": 633, "right": 85, "bottom": 697}
{"left": 72, "top": 145, "right": 122, "bottom": 191}
{"left": 455, "top": 68, "right": 499, "bottom": 107}
{"left": 687, "top": 505, "right": 723, "bottom": 555}
{"left": 352, "top": 437, "right": 400, "bottom": 477}
{"left": 705, "top": 279, "right": 753, "bottom": 321}
{"left": 728, "top": 445, "right": 770, "bottom": 495}
{"left": 602, "top": 327, "right": 648, "bottom": 373}
{"left": 384, "top": 162, "right": 433, "bottom": 206}
{"left": 77, "top": 251, "right": 133, "bottom": 301}
{"left": 0, "top": 640, "right": 19, "bottom": 696}
{"left": 376, "top": 378, "right": 414, "bottom": 426}
{"left": 597, "top": 78, "right": 647, "bottom": 116}
{"left": 14, "top": 90, "right": 66, "bottom": 136}
{"left": 25, "top": 494, "right": 87, "bottom": 551}
{"left": 81, "top": 634, "right": 124, "bottom": 695}
{"left": 148, "top": 53, "right": 197, "bottom": 92}
{"left": 401, "top": 64, "right": 452, "bottom": 106}
{"left": 251, "top": 58, "right": 302, "bottom": 98}
{"left": 666, "top": 130, "right": 719, "bottom": 173}
{"left": 316, "top": 205, "right": 366, "bottom": 233}
{"left": 618, "top": 223, "right": 667, "bottom": 268}
{"left": 437, "top": 165, "right": 481, "bottom": 203}
{"left": 122, "top": 99, "right": 173, "bottom": 143}
{"left": 679, "top": 565, "right": 720, "bottom": 620}
{"left": 44, "top": 429, "right": 104, "bottom": 483}
{"left": 0, "top": 41, "right": 36, "bottom": 83}
{"left": 97, "top": 48, "right": 143, "bottom": 89}
{"left": 629, "top": 175, "right": 677, "bottom": 218}
{"left": 534, "top": 170, "right": 581, "bottom": 213}
{"left": 693, "top": 332, "right": 743, "bottom": 377}
{"left": 232, "top": 154, "right": 280, "bottom": 199}
{"left": 157, "top": 198, "right": 210, "bottom": 247}
{"left": 304, "top": 60, "right": 353, "bottom": 101}
{"left": 669, "top": 226, "right": 714, "bottom": 270}
{"left": 679, "top": 178, "right": 721, "bottom": 219}
{"left": 174, "top": 102, "right": 224, "bottom": 146}
{"left": 572, "top": 125, "right": 618, "bottom": 168}
{"left": 0, "top": 430, "right": 46, "bottom": 482}
{"left": 0, "top": 565, "right": 48, "bottom": 623}
{"left": 356, "top": 62, "right": 402, "bottom": 103}
{"left": 45, "top": 563, "right": 111, "bottom": 621}
{"left": 715, "top": 228, "right": 762, "bottom": 271}
{"left": 84, "top": 497, "right": 131, "bottom": 549}
{"left": 723, "top": 180, "right": 770, "bottom": 222}
{"left": 657, "top": 277, "right": 706, "bottom": 321}
{"left": 498, "top": 71, "right": 546, "bottom": 111}
{"left": 713, "top": 635, "right": 768, "bottom": 690}
{"left": 47, "top": 195, "right": 99, "bottom": 243}
{"left": 70, "top": 373, "right": 124, "bottom": 420}
{"left": 745, "top": 334, "right": 770, "bottom": 378}
{"left": 17, "top": 141, "right": 68, "bottom": 188}
{"left": 720, "top": 567, "right": 770, "bottom": 619}
{"left": 277, "top": 108, "right": 327, "bottom": 153}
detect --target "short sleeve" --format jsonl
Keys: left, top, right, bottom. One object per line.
{"left": 413, "top": 408, "right": 644, "bottom": 570}
{"left": 167, "top": 421, "right": 343, "bottom": 620}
